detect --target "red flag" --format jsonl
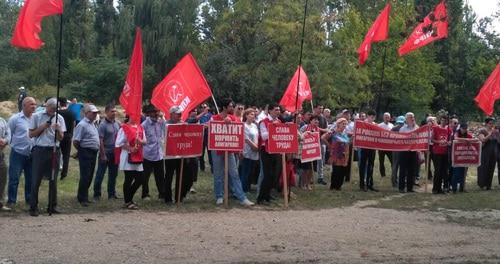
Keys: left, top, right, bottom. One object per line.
{"left": 279, "top": 66, "right": 312, "bottom": 112}
{"left": 11, "top": 0, "right": 63, "bottom": 49}
{"left": 399, "top": 1, "right": 448, "bottom": 56}
{"left": 119, "top": 28, "right": 143, "bottom": 124}
{"left": 151, "top": 53, "right": 213, "bottom": 121}
{"left": 357, "top": 3, "right": 391, "bottom": 65}
{"left": 474, "top": 63, "right": 500, "bottom": 116}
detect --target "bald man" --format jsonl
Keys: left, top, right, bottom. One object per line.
{"left": 7, "top": 97, "right": 36, "bottom": 206}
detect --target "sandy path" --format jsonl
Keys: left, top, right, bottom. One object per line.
{"left": 1, "top": 206, "right": 499, "bottom": 264}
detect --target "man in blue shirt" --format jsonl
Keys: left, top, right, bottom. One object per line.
{"left": 68, "top": 98, "right": 83, "bottom": 125}
{"left": 73, "top": 104, "right": 100, "bottom": 207}
{"left": 141, "top": 105, "right": 165, "bottom": 200}
{"left": 198, "top": 103, "right": 212, "bottom": 172}
{"left": 7, "top": 97, "right": 36, "bottom": 206}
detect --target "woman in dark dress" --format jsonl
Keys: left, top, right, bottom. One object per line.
{"left": 477, "top": 118, "right": 500, "bottom": 190}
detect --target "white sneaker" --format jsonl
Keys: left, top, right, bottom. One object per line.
{"left": 240, "top": 199, "right": 254, "bottom": 207}
{"left": 216, "top": 198, "right": 224, "bottom": 205}
{"left": 190, "top": 187, "right": 196, "bottom": 193}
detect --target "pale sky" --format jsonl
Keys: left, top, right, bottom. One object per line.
{"left": 469, "top": 0, "right": 500, "bottom": 32}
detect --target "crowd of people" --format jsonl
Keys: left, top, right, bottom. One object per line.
{"left": 0, "top": 94, "right": 499, "bottom": 216}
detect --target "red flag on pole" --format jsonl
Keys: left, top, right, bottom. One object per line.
{"left": 398, "top": 1, "right": 448, "bottom": 56}
{"left": 357, "top": 3, "right": 391, "bottom": 65}
{"left": 151, "top": 53, "right": 213, "bottom": 121}
{"left": 474, "top": 63, "right": 500, "bottom": 116}
{"left": 119, "top": 28, "right": 143, "bottom": 124}
{"left": 279, "top": 66, "right": 312, "bottom": 112}
{"left": 11, "top": 0, "right": 64, "bottom": 49}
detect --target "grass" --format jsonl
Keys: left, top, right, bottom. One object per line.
{"left": 1, "top": 147, "right": 500, "bottom": 217}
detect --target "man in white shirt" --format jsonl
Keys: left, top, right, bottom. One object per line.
{"left": 377, "top": 112, "right": 394, "bottom": 178}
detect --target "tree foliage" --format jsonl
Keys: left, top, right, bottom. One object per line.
{"left": 0, "top": 0, "right": 499, "bottom": 118}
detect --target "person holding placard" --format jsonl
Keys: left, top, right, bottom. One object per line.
{"left": 451, "top": 123, "right": 472, "bottom": 193}
{"left": 164, "top": 106, "right": 184, "bottom": 204}
{"left": 210, "top": 98, "right": 253, "bottom": 206}
{"left": 322, "top": 118, "right": 350, "bottom": 191}
{"left": 257, "top": 103, "right": 282, "bottom": 205}
{"left": 299, "top": 115, "right": 320, "bottom": 190}
{"left": 358, "top": 110, "right": 378, "bottom": 192}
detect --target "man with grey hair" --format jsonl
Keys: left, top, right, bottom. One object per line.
{"left": 0, "top": 115, "right": 11, "bottom": 210}
{"left": 398, "top": 112, "right": 419, "bottom": 193}
{"left": 73, "top": 104, "right": 100, "bottom": 207}
{"left": 7, "top": 96, "right": 36, "bottom": 206}
{"left": 28, "top": 97, "right": 66, "bottom": 216}
{"left": 378, "top": 112, "right": 394, "bottom": 178}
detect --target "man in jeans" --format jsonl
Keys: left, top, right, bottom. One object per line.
{"left": 7, "top": 97, "right": 36, "bottom": 206}
{"left": 0, "top": 116, "right": 11, "bottom": 210}
{"left": 93, "top": 104, "right": 120, "bottom": 200}
{"left": 73, "top": 104, "right": 100, "bottom": 207}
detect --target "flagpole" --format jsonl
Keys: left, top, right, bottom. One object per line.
{"left": 49, "top": 13, "right": 64, "bottom": 216}
{"left": 376, "top": 45, "right": 387, "bottom": 112}
{"left": 295, "top": 0, "right": 309, "bottom": 113}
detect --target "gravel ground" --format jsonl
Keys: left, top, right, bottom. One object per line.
{"left": 1, "top": 205, "right": 500, "bottom": 264}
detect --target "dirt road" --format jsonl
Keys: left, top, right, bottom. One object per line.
{"left": 1, "top": 205, "right": 500, "bottom": 264}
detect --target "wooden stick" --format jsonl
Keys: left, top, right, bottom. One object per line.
{"left": 177, "top": 158, "right": 184, "bottom": 207}
{"left": 282, "top": 154, "right": 289, "bottom": 208}
{"left": 224, "top": 151, "right": 229, "bottom": 208}
{"left": 424, "top": 151, "right": 429, "bottom": 193}
{"left": 349, "top": 143, "right": 355, "bottom": 191}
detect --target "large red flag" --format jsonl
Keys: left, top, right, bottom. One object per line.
{"left": 399, "top": 1, "right": 448, "bottom": 56}
{"left": 11, "top": 0, "right": 63, "bottom": 49}
{"left": 279, "top": 66, "right": 312, "bottom": 112}
{"left": 474, "top": 63, "right": 500, "bottom": 116}
{"left": 151, "top": 53, "right": 213, "bottom": 121}
{"left": 119, "top": 28, "right": 143, "bottom": 124}
{"left": 357, "top": 3, "right": 391, "bottom": 65}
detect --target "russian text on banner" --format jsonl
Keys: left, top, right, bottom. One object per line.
{"left": 165, "top": 124, "right": 204, "bottom": 159}
{"left": 301, "top": 132, "right": 321, "bottom": 163}
{"left": 353, "top": 121, "right": 430, "bottom": 151}
{"left": 268, "top": 123, "right": 299, "bottom": 154}
{"left": 451, "top": 139, "right": 482, "bottom": 167}
{"left": 208, "top": 121, "right": 244, "bottom": 151}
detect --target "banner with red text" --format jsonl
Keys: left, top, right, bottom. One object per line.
{"left": 301, "top": 132, "right": 321, "bottom": 163}
{"left": 451, "top": 139, "right": 482, "bottom": 167}
{"left": 268, "top": 123, "right": 298, "bottom": 154}
{"left": 165, "top": 124, "right": 204, "bottom": 159}
{"left": 208, "top": 121, "right": 244, "bottom": 151}
{"left": 353, "top": 121, "right": 430, "bottom": 151}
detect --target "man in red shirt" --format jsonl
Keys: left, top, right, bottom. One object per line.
{"left": 210, "top": 98, "right": 253, "bottom": 206}
{"left": 431, "top": 115, "right": 450, "bottom": 194}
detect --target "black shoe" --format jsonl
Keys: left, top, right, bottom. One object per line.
{"left": 108, "top": 195, "right": 120, "bottom": 200}
{"left": 29, "top": 209, "right": 39, "bottom": 217}
{"left": 256, "top": 199, "right": 270, "bottom": 205}
{"left": 360, "top": 186, "right": 368, "bottom": 192}
{"left": 80, "top": 202, "right": 89, "bottom": 207}
{"left": 47, "top": 208, "right": 62, "bottom": 214}
{"left": 407, "top": 190, "right": 415, "bottom": 193}
{"left": 399, "top": 189, "right": 405, "bottom": 193}
{"left": 318, "top": 179, "right": 327, "bottom": 185}
{"left": 368, "top": 187, "right": 379, "bottom": 192}
{"left": 60, "top": 174, "right": 67, "bottom": 180}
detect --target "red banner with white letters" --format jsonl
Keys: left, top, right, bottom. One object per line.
{"left": 301, "top": 132, "right": 321, "bottom": 163}
{"left": 268, "top": 123, "right": 299, "bottom": 154}
{"left": 165, "top": 124, "right": 204, "bottom": 159}
{"left": 451, "top": 139, "right": 482, "bottom": 167}
{"left": 208, "top": 121, "right": 244, "bottom": 151}
{"left": 353, "top": 121, "right": 430, "bottom": 151}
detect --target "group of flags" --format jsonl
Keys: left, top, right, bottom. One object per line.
{"left": 8, "top": 0, "right": 500, "bottom": 117}
{"left": 357, "top": 2, "right": 448, "bottom": 64}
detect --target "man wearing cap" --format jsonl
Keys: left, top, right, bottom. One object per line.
{"left": 73, "top": 104, "right": 100, "bottom": 207}
{"left": 164, "top": 106, "right": 184, "bottom": 204}
{"left": 141, "top": 104, "right": 166, "bottom": 200}
{"left": 378, "top": 112, "right": 394, "bottom": 178}
{"left": 93, "top": 104, "right": 120, "bottom": 200}
{"left": 390, "top": 116, "right": 405, "bottom": 188}
{"left": 29, "top": 98, "right": 66, "bottom": 216}
{"left": 17, "top": 87, "right": 27, "bottom": 112}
